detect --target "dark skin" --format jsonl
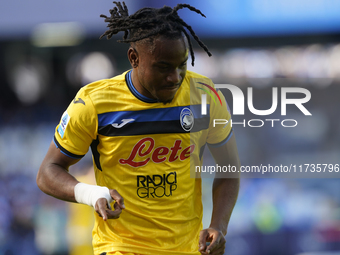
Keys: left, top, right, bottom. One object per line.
{"left": 199, "top": 137, "right": 240, "bottom": 255}
{"left": 37, "top": 34, "right": 240, "bottom": 255}
{"left": 36, "top": 142, "right": 125, "bottom": 220}
{"left": 128, "top": 35, "right": 189, "bottom": 103}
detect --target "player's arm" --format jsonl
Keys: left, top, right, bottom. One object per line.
{"left": 37, "top": 141, "right": 81, "bottom": 202}
{"left": 199, "top": 135, "right": 240, "bottom": 255}
{"left": 209, "top": 134, "right": 240, "bottom": 234}
{"left": 37, "top": 141, "right": 125, "bottom": 220}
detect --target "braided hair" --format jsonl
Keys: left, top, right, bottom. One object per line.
{"left": 99, "top": 1, "right": 212, "bottom": 66}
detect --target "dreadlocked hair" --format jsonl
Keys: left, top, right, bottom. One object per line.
{"left": 99, "top": 1, "right": 212, "bottom": 66}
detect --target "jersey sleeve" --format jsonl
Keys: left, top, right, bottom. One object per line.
{"left": 206, "top": 88, "right": 233, "bottom": 147}
{"left": 54, "top": 89, "right": 97, "bottom": 158}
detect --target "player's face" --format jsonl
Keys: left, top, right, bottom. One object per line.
{"left": 131, "top": 35, "right": 189, "bottom": 103}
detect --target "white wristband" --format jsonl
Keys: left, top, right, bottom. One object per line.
{"left": 74, "top": 183, "right": 113, "bottom": 209}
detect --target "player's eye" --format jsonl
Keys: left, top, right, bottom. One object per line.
{"left": 156, "top": 64, "right": 170, "bottom": 71}
{"left": 159, "top": 66, "right": 169, "bottom": 70}
{"left": 180, "top": 62, "right": 187, "bottom": 68}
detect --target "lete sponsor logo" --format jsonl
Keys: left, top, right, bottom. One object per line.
{"left": 119, "top": 137, "right": 195, "bottom": 167}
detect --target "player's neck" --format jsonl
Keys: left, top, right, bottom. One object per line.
{"left": 131, "top": 69, "right": 155, "bottom": 100}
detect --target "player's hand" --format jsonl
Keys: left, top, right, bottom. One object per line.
{"left": 198, "top": 228, "right": 226, "bottom": 255}
{"left": 95, "top": 189, "right": 125, "bottom": 221}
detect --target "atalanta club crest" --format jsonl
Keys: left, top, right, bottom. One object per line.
{"left": 180, "top": 107, "right": 194, "bottom": 131}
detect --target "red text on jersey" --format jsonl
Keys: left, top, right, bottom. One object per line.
{"left": 119, "top": 137, "right": 195, "bottom": 167}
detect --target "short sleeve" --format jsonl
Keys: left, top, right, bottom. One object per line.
{"left": 206, "top": 89, "right": 233, "bottom": 147}
{"left": 54, "top": 89, "right": 97, "bottom": 158}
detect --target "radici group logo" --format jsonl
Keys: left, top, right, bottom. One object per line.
{"left": 196, "top": 82, "right": 312, "bottom": 128}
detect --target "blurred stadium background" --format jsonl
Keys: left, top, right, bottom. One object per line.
{"left": 1, "top": 0, "right": 340, "bottom": 254}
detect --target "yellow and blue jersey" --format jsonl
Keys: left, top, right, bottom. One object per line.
{"left": 54, "top": 70, "right": 232, "bottom": 255}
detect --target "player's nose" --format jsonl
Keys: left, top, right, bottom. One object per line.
{"left": 166, "top": 69, "right": 181, "bottom": 84}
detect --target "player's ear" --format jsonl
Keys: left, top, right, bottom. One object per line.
{"left": 128, "top": 46, "right": 139, "bottom": 68}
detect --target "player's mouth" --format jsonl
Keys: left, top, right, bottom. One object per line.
{"left": 162, "top": 83, "right": 181, "bottom": 91}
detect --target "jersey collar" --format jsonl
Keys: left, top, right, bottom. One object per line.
{"left": 126, "top": 70, "right": 158, "bottom": 103}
